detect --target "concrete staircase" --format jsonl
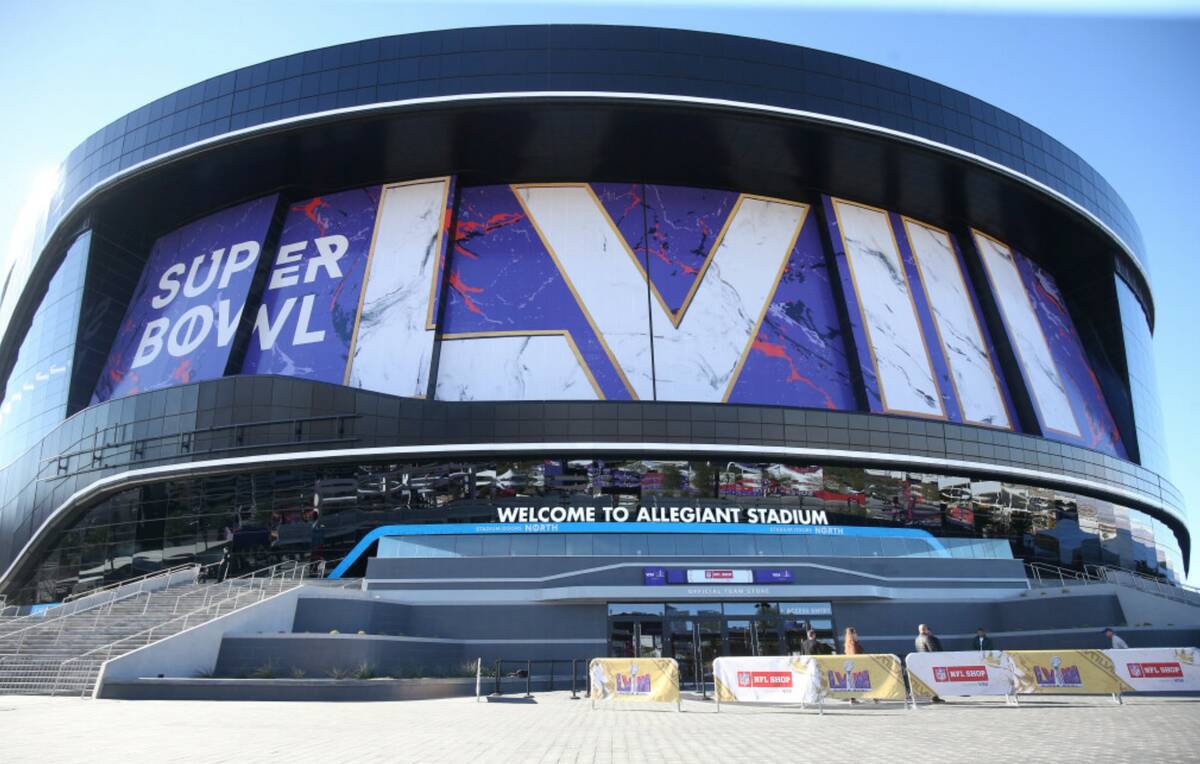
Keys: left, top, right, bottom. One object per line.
{"left": 0, "top": 562, "right": 317, "bottom": 697}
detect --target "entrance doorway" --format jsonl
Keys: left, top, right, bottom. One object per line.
{"left": 607, "top": 601, "right": 835, "bottom": 689}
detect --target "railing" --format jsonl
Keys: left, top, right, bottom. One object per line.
{"left": 1025, "top": 561, "right": 1200, "bottom": 607}
{"left": 0, "top": 563, "right": 210, "bottom": 654}
{"left": 49, "top": 558, "right": 323, "bottom": 696}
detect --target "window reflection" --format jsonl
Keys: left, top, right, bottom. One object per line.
{"left": 16, "top": 456, "right": 1184, "bottom": 604}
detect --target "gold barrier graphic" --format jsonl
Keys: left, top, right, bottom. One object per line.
{"left": 1005, "top": 650, "right": 1133, "bottom": 696}
{"left": 589, "top": 658, "right": 681, "bottom": 707}
{"left": 810, "top": 654, "right": 908, "bottom": 701}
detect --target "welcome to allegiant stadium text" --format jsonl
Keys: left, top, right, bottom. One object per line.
{"left": 494, "top": 506, "right": 829, "bottom": 525}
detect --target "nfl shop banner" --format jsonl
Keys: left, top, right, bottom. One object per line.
{"left": 589, "top": 658, "right": 680, "bottom": 707}
{"left": 905, "top": 651, "right": 1017, "bottom": 698}
{"left": 712, "top": 656, "right": 821, "bottom": 705}
{"left": 1005, "top": 650, "right": 1132, "bottom": 695}
{"left": 1109, "top": 648, "right": 1200, "bottom": 692}
{"left": 811, "top": 654, "right": 908, "bottom": 701}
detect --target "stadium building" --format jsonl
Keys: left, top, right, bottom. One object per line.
{"left": 0, "top": 26, "right": 1192, "bottom": 686}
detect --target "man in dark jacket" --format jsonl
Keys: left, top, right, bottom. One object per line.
{"left": 799, "top": 628, "right": 832, "bottom": 655}
{"left": 915, "top": 623, "right": 943, "bottom": 653}
{"left": 974, "top": 628, "right": 995, "bottom": 651}
{"left": 915, "top": 624, "right": 945, "bottom": 702}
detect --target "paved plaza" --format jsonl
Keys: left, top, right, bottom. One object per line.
{"left": 1, "top": 692, "right": 1198, "bottom": 763}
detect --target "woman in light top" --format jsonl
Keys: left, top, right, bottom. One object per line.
{"left": 843, "top": 626, "right": 864, "bottom": 655}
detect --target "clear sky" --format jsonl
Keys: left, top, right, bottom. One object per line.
{"left": 2, "top": 1, "right": 1198, "bottom": 578}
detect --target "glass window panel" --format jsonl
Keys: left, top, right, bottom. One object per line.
{"left": 537, "top": 535, "right": 566, "bottom": 556}
{"left": 620, "top": 535, "right": 648, "bottom": 556}
{"left": 564, "top": 534, "right": 593, "bottom": 556}
{"left": 509, "top": 535, "right": 538, "bottom": 556}
{"left": 701, "top": 535, "right": 730, "bottom": 556}
{"left": 593, "top": 535, "right": 621, "bottom": 556}
{"left": 480, "top": 535, "right": 511, "bottom": 557}
{"left": 728, "top": 536, "right": 756, "bottom": 555}
{"left": 754, "top": 536, "right": 782, "bottom": 556}
{"left": 647, "top": 535, "right": 675, "bottom": 555}
{"left": 608, "top": 603, "right": 664, "bottom": 617}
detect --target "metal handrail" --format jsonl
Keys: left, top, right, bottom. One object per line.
{"left": 53, "top": 558, "right": 319, "bottom": 695}
{"left": 60, "top": 562, "right": 208, "bottom": 605}
{"left": 0, "top": 563, "right": 207, "bottom": 651}
{"left": 1026, "top": 560, "right": 1200, "bottom": 607}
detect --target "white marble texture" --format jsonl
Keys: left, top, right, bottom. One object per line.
{"left": 904, "top": 220, "right": 1010, "bottom": 429}
{"left": 973, "top": 231, "right": 1080, "bottom": 436}
{"left": 515, "top": 185, "right": 654, "bottom": 400}
{"left": 434, "top": 333, "right": 599, "bottom": 401}
{"left": 650, "top": 196, "right": 806, "bottom": 401}
{"left": 833, "top": 200, "right": 943, "bottom": 417}
{"left": 346, "top": 178, "right": 448, "bottom": 397}
{"left": 517, "top": 186, "right": 806, "bottom": 402}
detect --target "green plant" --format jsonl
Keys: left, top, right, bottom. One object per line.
{"left": 327, "top": 666, "right": 352, "bottom": 680}
{"left": 352, "top": 661, "right": 377, "bottom": 680}
{"left": 250, "top": 660, "right": 278, "bottom": 679}
{"left": 329, "top": 629, "right": 340, "bottom": 635}
{"left": 289, "top": 667, "right": 306, "bottom": 679}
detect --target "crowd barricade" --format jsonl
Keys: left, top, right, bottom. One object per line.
{"left": 713, "top": 654, "right": 909, "bottom": 713}
{"left": 905, "top": 647, "right": 1200, "bottom": 705}
{"left": 589, "top": 658, "right": 681, "bottom": 710}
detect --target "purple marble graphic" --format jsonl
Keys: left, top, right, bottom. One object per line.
{"left": 1013, "top": 249, "right": 1127, "bottom": 458}
{"left": 823, "top": 195, "right": 884, "bottom": 412}
{"left": 93, "top": 195, "right": 278, "bottom": 402}
{"left": 641, "top": 184, "right": 738, "bottom": 315}
{"left": 726, "top": 210, "right": 857, "bottom": 410}
{"left": 891, "top": 211, "right": 964, "bottom": 422}
{"left": 429, "top": 176, "right": 457, "bottom": 328}
{"left": 442, "top": 184, "right": 633, "bottom": 400}
{"left": 241, "top": 187, "right": 380, "bottom": 382}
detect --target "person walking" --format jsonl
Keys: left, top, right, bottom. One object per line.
{"left": 915, "top": 624, "right": 945, "bottom": 703}
{"left": 1104, "top": 627, "right": 1129, "bottom": 649}
{"left": 842, "top": 627, "right": 867, "bottom": 704}
{"left": 973, "top": 627, "right": 995, "bottom": 652}
{"left": 799, "top": 628, "right": 832, "bottom": 656}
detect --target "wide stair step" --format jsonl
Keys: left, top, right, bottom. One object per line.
{"left": 0, "top": 563, "right": 312, "bottom": 696}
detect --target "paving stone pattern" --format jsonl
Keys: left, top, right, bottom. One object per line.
{"left": 1, "top": 692, "right": 1197, "bottom": 763}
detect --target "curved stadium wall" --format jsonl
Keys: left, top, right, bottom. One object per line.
{"left": 0, "top": 25, "right": 1184, "bottom": 604}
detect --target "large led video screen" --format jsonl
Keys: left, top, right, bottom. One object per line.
{"left": 825, "top": 196, "right": 1014, "bottom": 430}
{"left": 435, "top": 183, "right": 857, "bottom": 408}
{"left": 240, "top": 187, "right": 379, "bottom": 383}
{"left": 92, "top": 195, "right": 278, "bottom": 402}
{"left": 973, "top": 231, "right": 1126, "bottom": 457}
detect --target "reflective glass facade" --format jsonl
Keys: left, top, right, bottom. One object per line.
{"left": 0, "top": 232, "right": 89, "bottom": 466}
{"left": 43, "top": 27, "right": 1147, "bottom": 271}
{"left": 15, "top": 456, "right": 1182, "bottom": 604}
{"left": 1116, "top": 276, "right": 1169, "bottom": 477}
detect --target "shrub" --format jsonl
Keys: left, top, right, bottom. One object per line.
{"left": 352, "top": 661, "right": 378, "bottom": 680}
{"left": 250, "top": 661, "right": 277, "bottom": 679}
{"left": 327, "top": 666, "right": 351, "bottom": 679}
{"left": 289, "top": 667, "right": 306, "bottom": 679}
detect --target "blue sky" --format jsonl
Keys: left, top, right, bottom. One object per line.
{"left": 2, "top": 1, "right": 1198, "bottom": 578}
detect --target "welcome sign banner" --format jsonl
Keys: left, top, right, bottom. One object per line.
{"left": 588, "top": 658, "right": 680, "bottom": 708}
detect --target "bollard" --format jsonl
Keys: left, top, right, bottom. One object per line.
{"left": 524, "top": 659, "right": 533, "bottom": 698}
{"left": 494, "top": 658, "right": 502, "bottom": 696}
{"left": 549, "top": 660, "right": 555, "bottom": 693}
{"left": 570, "top": 659, "right": 579, "bottom": 700}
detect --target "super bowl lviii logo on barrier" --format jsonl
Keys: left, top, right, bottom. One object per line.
{"left": 1006, "top": 650, "right": 1131, "bottom": 695}
{"left": 589, "top": 658, "right": 680, "bottom": 708}
{"left": 812, "top": 654, "right": 908, "bottom": 701}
